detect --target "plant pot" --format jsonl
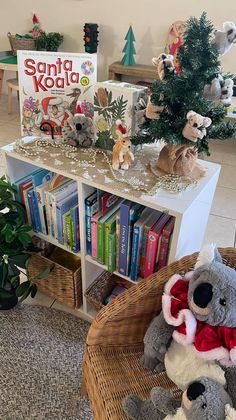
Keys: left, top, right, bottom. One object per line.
{"left": 0, "top": 295, "right": 18, "bottom": 310}
{"left": 156, "top": 144, "right": 198, "bottom": 176}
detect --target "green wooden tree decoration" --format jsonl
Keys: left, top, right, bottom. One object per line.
{"left": 121, "top": 26, "right": 136, "bottom": 66}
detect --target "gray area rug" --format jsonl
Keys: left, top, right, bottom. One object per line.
{"left": 0, "top": 305, "right": 93, "bottom": 419}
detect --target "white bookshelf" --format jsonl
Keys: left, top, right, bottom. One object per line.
{"left": 2, "top": 139, "right": 221, "bottom": 322}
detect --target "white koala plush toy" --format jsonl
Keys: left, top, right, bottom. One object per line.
{"left": 152, "top": 54, "right": 175, "bottom": 81}
{"left": 213, "top": 21, "right": 236, "bottom": 55}
{"left": 182, "top": 110, "right": 212, "bottom": 142}
{"left": 221, "top": 78, "right": 234, "bottom": 106}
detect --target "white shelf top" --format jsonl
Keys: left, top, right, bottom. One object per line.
{"left": 2, "top": 137, "right": 221, "bottom": 216}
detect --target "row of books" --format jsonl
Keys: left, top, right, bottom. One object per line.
{"left": 85, "top": 190, "right": 175, "bottom": 280}
{"left": 14, "top": 169, "right": 80, "bottom": 253}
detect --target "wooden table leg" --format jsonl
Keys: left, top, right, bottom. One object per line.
{"left": 0, "top": 69, "right": 4, "bottom": 95}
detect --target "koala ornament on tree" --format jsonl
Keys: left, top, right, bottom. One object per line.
{"left": 203, "top": 75, "right": 234, "bottom": 106}
{"left": 213, "top": 21, "right": 236, "bottom": 56}
{"left": 112, "top": 121, "right": 134, "bottom": 170}
{"left": 182, "top": 111, "right": 212, "bottom": 142}
{"left": 62, "top": 104, "right": 94, "bottom": 147}
{"left": 152, "top": 54, "right": 175, "bottom": 81}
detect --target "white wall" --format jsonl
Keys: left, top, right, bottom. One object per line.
{"left": 0, "top": 0, "right": 236, "bottom": 83}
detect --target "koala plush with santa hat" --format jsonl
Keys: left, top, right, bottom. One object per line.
{"left": 62, "top": 104, "right": 94, "bottom": 147}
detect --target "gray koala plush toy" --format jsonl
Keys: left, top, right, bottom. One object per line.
{"left": 62, "top": 110, "right": 94, "bottom": 147}
{"left": 141, "top": 244, "right": 236, "bottom": 391}
{"left": 123, "top": 373, "right": 236, "bottom": 419}
{"left": 213, "top": 21, "right": 236, "bottom": 56}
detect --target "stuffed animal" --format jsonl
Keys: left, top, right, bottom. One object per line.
{"left": 203, "top": 75, "right": 223, "bottom": 101}
{"left": 182, "top": 111, "right": 212, "bottom": 142}
{"left": 146, "top": 100, "right": 164, "bottom": 120}
{"left": 152, "top": 54, "right": 175, "bottom": 81}
{"left": 221, "top": 78, "right": 234, "bottom": 106}
{"left": 112, "top": 120, "right": 134, "bottom": 170}
{"left": 123, "top": 375, "right": 236, "bottom": 420}
{"left": 62, "top": 104, "right": 94, "bottom": 147}
{"left": 141, "top": 244, "right": 236, "bottom": 391}
{"left": 213, "top": 21, "right": 236, "bottom": 56}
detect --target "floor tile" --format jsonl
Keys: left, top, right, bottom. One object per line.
{"left": 211, "top": 186, "right": 236, "bottom": 220}
{"left": 203, "top": 214, "right": 236, "bottom": 247}
{"left": 24, "top": 290, "right": 55, "bottom": 307}
{"left": 217, "top": 164, "right": 236, "bottom": 189}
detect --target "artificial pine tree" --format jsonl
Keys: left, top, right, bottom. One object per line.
{"left": 121, "top": 26, "right": 136, "bottom": 66}
{"left": 133, "top": 13, "right": 236, "bottom": 157}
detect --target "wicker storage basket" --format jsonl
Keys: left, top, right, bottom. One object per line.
{"left": 7, "top": 32, "right": 36, "bottom": 56}
{"left": 85, "top": 271, "right": 133, "bottom": 311}
{"left": 27, "top": 249, "right": 82, "bottom": 308}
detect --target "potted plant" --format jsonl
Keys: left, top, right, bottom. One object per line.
{"left": 36, "top": 31, "right": 64, "bottom": 52}
{"left": 0, "top": 176, "right": 53, "bottom": 310}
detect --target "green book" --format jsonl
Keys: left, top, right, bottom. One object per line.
{"left": 97, "top": 199, "right": 123, "bottom": 265}
{"left": 65, "top": 213, "right": 73, "bottom": 250}
{"left": 104, "top": 210, "right": 118, "bottom": 266}
{"left": 108, "top": 231, "right": 116, "bottom": 272}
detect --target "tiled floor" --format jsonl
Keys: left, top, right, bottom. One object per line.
{"left": 0, "top": 94, "right": 236, "bottom": 310}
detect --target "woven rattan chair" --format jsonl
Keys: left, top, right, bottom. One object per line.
{"left": 83, "top": 248, "right": 236, "bottom": 420}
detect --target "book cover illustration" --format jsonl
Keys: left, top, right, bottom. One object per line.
{"left": 17, "top": 51, "right": 97, "bottom": 137}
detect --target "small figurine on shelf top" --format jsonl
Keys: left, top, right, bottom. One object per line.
{"left": 29, "top": 14, "right": 43, "bottom": 38}
{"left": 62, "top": 104, "right": 94, "bottom": 147}
{"left": 112, "top": 120, "right": 134, "bottom": 170}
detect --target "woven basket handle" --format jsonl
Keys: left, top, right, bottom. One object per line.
{"left": 7, "top": 32, "right": 14, "bottom": 52}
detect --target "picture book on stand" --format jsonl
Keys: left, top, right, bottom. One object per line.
{"left": 17, "top": 50, "right": 97, "bottom": 137}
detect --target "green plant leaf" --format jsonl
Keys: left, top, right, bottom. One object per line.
{"left": 30, "top": 284, "right": 37, "bottom": 298}
{"left": 9, "top": 275, "right": 20, "bottom": 289}
{"left": 31, "top": 264, "right": 54, "bottom": 280}
{"left": 15, "top": 280, "right": 31, "bottom": 297}
{"left": 9, "top": 254, "right": 30, "bottom": 269}
{"left": 18, "top": 232, "right": 32, "bottom": 247}
{"left": 17, "top": 225, "right": 32, "bottom": 233}
{"left": 0, "top": 263, "right": 8, "bottom": 287}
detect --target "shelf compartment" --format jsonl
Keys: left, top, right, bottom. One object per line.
{"left": 85, "top": 255, "right": 139, "bottom": 284}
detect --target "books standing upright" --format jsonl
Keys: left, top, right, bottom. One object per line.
{"left": 17, "top": 51, "right": 97, "bottom": 137}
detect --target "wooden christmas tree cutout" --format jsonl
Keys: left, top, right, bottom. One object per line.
{"left": 121, "top": 26, "right": 136, "bottom": 66}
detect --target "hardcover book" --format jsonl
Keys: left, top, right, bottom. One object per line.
{"left": 157, "top": 217, "right": 175, "bottom": 271}
{"left": 143, "top": 213, "right": 171, "bottom": 278}
{"left": 108, "top": 231, "right": 116, "bottom": 273}
{"left": 17, "top": 51, "right": 97, "bottom": 137}
{"left": 91, "top": 211, "right": 102, "bottom": 259}
{"left": 56, "top": 192, "right": 78, "bottom": 244}
{"left": 85, "top": 190, "right": 99, "bottom": 255}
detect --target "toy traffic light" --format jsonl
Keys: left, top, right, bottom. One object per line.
{"left": 83, "top": 23, "right": 99, "bottom": 54}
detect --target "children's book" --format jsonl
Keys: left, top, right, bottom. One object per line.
{"left": 65, "top": 212, "right": 73, "bottom": 249}
{"left": 17, "top": 51, "right": 97, "bottom": 137}
{"left": 130, "top": 207, "right": 153, "bottom": 281}
{"left": 85, "top": 190, "right": 99, "bottom": 255}
{"left": 91, "top": 211, "right": 102, "bottom": 259}
{"left": 101, "top": 193, "right": 121, "bottom": 216}
{"left": 56, "top": 192, "right": 78, "bottom": 244}
{"left": 157, "top": 217, "right": 175, "bottom": 271}
{"left": 125, "top": 204, "right": 144, "bottom": 276}
{"left": 19, "top": 179, "right": 33, "bottom": 223}
{"left": 143, "top": 213, "right": 171, "bottom": 279}
{"left": 116, "top": 212, "right": 120, "bottom": 271}
{"left": 27, "top": 188, "right": 37, "bottom": 230}
{"left": 108, "top": 231, "right": 116, "bottom": 273}
{"left": 104, "top": 209, "right": 119, "bottom": 266}
{"left": 97, "top": 199, "right": 123, "bottom": 265}
{"left": 70, "top": 205, "right": 80, "bottom": 253}
{"left": 138, "top": 210, "right": 165, "bottom": 278}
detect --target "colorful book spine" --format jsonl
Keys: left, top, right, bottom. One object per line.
{"left": 157, "top": 217, "right": 175, "bottom": 270}
{"left": 85, "top": 191, "right": 98, "bottom": 255}
{"left": 116, "top": 213, "right": 120, "bottom": 270}
{"left": 19, "top": 179, "right": 33, "bottom": 223}
{"left": 44, "top": 189, "right": 52, "bottom": 236}
{"left": 101, "top": 193, "right": 120, "bottom": 216}
{"left": 56, "top": 192, "right": 78, "bottom": 244}
{"left": 130, "top": 224, "right": 142, "bottom": 281}
{"left": 118, "top": 200, "right": 133, "bottom": 275}
{"left": 104, "top": 214, "right": 117, "bottom": 266}
{"left": 50, "top": 180, "right": 77, "bottom": 239}
{"left": 97, "top": 201, "right": 122, "bottom": 265}
{"left": 27, "top": 189, "right": 36, "bottom": 231}
{"left": 143, "top": 214, "right": 171, "bottom": 278}
{"left": 63, "top": 210, "right": 71, "bottom": 248}
{"left": 65, "top": 213, "right": 73, "bottom": 249}
{"left": 35, "top": 182, "right": 50, "bottom": 235}
{"left": 108, "top": 231, "right": 116, "bottom": 273}
{"left": 71, "top": 205, "right": 80, "bottom": 253}
{"left": 91, "top": 211, "right": 102, "bottom": 259}
{"left": 125, "top": 204, "right": 144, "bottom": 276}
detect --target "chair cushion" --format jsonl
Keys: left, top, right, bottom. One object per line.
{"left": 84, "top": 345, "right": 181, "bottom": 420}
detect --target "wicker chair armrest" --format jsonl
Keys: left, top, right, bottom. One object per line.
{"left": 86, "top": 252, "right": 199, "bottom": 347}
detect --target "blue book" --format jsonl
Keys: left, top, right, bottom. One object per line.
{"left": 56, "top": 192, "right": 78, "bottom": 244}
{"left": 85, "top": 191, "right": 98, "bottom": 254}
{"left": 31, "top": 169, "right": 53, "bottom": 233}
{"left": 130, "top": 208, "right": 153, "bottom": 281}
{"left": 125, "top": 204, "right": 144, "bottom": 276}
{"left": 27, "top": 189, "right": 36, "bottom": 231}
{"left": 118, "top": 200, "right": 133, "bottom": 275}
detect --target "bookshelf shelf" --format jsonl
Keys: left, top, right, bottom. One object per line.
{"left": 85, "top": 255, "right": 138, "bottom": 284}
{"left": 33, "top": 231, "right": 81, "bottom": 257}
{"left": 2, "top": 138, "right": 221, "bottom": 322}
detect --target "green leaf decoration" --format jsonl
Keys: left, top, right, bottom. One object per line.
{"left": 18, "top": 232, "right": 32, "bottom": 247}
{"left": 111, "top": 95, "right": 128, "bottom": 121}
{"left": 30, "top": 284, "right": 37, "bottom": 298}
{"left": 15, "top": 280, "right": 31, "bottom": 297}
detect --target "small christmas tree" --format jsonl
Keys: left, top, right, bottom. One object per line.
{"left": 132, "top": 13, "right": 236, "bottom": 157}
{"left": 121, "top": 26, "right": 136, "bottom": 66}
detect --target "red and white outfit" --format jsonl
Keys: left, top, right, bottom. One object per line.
{"left": 162, "top": 273, "right": 236, "bottom": 366}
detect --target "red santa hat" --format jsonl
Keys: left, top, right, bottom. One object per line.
{"left": 32, "top": 14, "right": 39, "bottom": 24}
{"left": 116, "top": 119, "right": 127, "bottom": 137}
{"left": 41, "top": 97, "right": 62, "bottom": 115}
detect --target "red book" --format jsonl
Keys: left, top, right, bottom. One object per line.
{"left": 101, "top": 193, "right": 120, "bottom": 216}
{"left": 143, "top": 213, "right": 171, "bottom": 278}
{"left": 19, "top": 180, "right": 33, "bottom": 222}
{"left": 157, "top": 217, "right": 175, "bottom": 271}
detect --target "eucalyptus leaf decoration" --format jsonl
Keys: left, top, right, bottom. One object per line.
{"left": 0, "top": 175, "right": 54, "bottom": 304}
